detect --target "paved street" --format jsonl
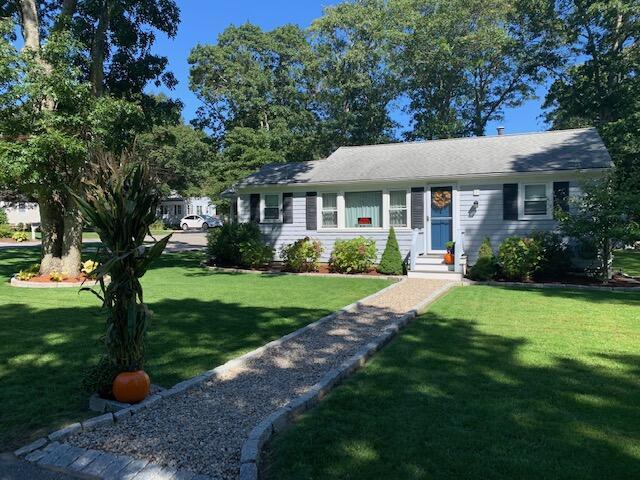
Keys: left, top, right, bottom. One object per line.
{"left": 0, "top": 231, "right": 208, "bottom": 252}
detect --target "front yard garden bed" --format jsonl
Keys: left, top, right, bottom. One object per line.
{"left": 10, "top": 273, "right": 100, "bottom": 288}
{"left": 202, "top": 260, "right": 402, "bottom": 279}
{"left": 265, "top": 285, "right": 640, "bottom": 480}
{"left": 469, "top": 272, "right": 640, "bottom": 290}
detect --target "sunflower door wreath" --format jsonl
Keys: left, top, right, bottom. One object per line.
{"left": 432, "top": 190, "right": 452, "bottom": 209}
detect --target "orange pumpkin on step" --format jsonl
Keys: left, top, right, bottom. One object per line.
{"left": 444, "top": 253, "right": 454, "bottom": 265}
{"left": 113, "top": 370, "right": 150, "bottom": 403}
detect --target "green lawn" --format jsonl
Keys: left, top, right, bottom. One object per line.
{"left": 267, "top": 285, "right": 640, "bottom": 480}
{"left": 0, "top": 247, "right": 390, "bottom": 451}
{"left": 614, "top": 249, "right": 640, "bottom": 277}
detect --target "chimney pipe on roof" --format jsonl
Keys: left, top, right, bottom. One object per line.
{"left": 497, "top": 126, "right": 505, "bottom": 136}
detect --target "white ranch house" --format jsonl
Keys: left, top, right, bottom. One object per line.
{"left": 0, "top": 200, "right": 40, "bottom": 226}
{"left": 158, "top": 194, "right": 217, "bottom": 226}
{"left": 227, "top": 128, "right": 611, "bottom": 279}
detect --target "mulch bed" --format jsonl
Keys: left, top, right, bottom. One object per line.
{"left": 204, "top": 259, "right": 386, "bottom": 276}
{"left": 23, "top": 273, "right": 93, "bottom": 284}
{"left": 488, "top": 273, "right": 640, "bottom": 289}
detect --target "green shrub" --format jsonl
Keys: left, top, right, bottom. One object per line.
{"left": 0, "top": 208, "right": 7, "bottom": 225}
{"left": 468, "top": 256, "right": 499, "bottom": 281}
{"left": 478, "top": 237, "right": 494, "bottom": 259}
{"left": 239, "top": 239, "right": 274, "bottom": 269}
{"left": 15, "top": 222, "right": 25, "bottom": 231}
{"left": 207, "top": 223, "right": 263, "bottom": 266}
{"left": 531, "top": 230, "right": 571, "bottom": 280}
{"left": 280, "top": 237, "right": 323, "bottom": 272}
{"left": 0, "top": 224, "right": 12, "bottom": 238}
{"left": 378, "top": 228, "right": 404, "bottom": 275}
{"left": 497, "top": 236, "right": 542, "bottom": 281}
{"left": 81, "top": 356, "right": 121, "bottom": 397}
{"left": 11, "top": 231, "right": 29, "bottom": 242}
{"left": 149, "top": 219, "right": 168, "bottom": 231}
{"left": 329, "top": 237, "right": 377, "bottom": 274}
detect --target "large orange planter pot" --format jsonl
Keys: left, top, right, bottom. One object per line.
{"left": 112, "top": 370, "right": 150, "bottom": 403}
{"left": 444, "top": 253, "right": 454, "bottom": 265}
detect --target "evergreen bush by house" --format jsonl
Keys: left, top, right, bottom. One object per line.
{"left": 478, "top": 237, "right": 494, "bottom": 259}
{"left": 378, "top": 227, "right": 404, "bottom": 275}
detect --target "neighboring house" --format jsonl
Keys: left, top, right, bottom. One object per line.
{"left": 0, "top": 200, "right": 40, "bottom": 226}
{"left": 227, "top": 128, "right": 611, "bottom": 279}
{"left": 158, "top": 194, "right": 216, "bottom": 226}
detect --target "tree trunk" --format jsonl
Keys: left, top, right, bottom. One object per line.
{"left": 19, "top": 0, "right": 40, "bottom": 52}
{"left": 61, "top": 198, "right": 83, "bottom": 276}
{"left": 90, "top": 2, "right": 111, "bottom": 96}
{"left": 39, "top": 196, "right": 64, "bottom": 274}
{"left": 38, "top": 194, "right": 83, "bottom": 276}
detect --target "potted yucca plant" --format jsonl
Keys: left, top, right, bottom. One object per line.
{"left": 72, "top": 150, "right": 171, "bottom": 403}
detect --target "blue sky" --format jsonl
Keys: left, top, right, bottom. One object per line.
{"left": 150, "top": 0, "right": 550, "bottom": 136}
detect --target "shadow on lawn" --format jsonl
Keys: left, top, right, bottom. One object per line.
{"left": 0, "top": 295, "right": 333, "bottom": 451}
{"left": 266, "top": 307, "right": 640, "bottom": 480}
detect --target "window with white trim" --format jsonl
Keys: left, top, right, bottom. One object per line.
{"left": 345, "top": 191, "right": 382, "bottom": 228}
{"left": 263, "top": 194, "right": 280, "bottom": 221}
{"left": 197, "top": 205, "right": 203, "bottom": 215}
{"left": 389, "top": 190, "right": 407, "bottom": 227}
{"left": 321, "top": 193, "right": 338, "bottom": 227}
{"left": 521, "top": 183, "right": 550, "bottom": 218}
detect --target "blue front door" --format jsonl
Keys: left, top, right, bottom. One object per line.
{"left": 430, "top": 186, "right": 453, "bottom": 251}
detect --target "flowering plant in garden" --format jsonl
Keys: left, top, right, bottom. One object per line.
{"left": 280, "top": 237, "right": 323, "bottom": 272}
{"left": 329, "top": 237, "right": 377, "bottom": 273}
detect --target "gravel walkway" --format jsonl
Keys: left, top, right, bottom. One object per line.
{"left": 66, "top": 279, "right": 448, "bottom": 479}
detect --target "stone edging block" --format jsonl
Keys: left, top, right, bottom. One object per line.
{"left": 236, "top": 281, "right": 459, "bottom": 480}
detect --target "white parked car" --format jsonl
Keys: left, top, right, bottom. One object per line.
{"left": 179, "top": 215, "right": 222, "bottom": 231}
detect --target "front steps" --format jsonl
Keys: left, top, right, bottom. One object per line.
{"left": 409, "top": 254, "right": 463, "bottom": 280}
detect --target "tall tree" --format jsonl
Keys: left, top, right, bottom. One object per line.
{"left": 543, "top": 0, "right": 640, "bottom": 184}
{"left": 189, "top": 23, "right": 320, "bottom": 202}
{"left": 395, "top": 0, "right": 558, "bottom": 139}
{"left": 137, "top": 123, "right": 214, "bottom": 196}
{"left": 310, "top": 0, "right": 399, "bottom": 149}
{"left": 0, "top": 0, "right": 180, "bottom": 274}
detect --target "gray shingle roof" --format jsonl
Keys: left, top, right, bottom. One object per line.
{"left": 237, "top": 128, "right": 611, "bottom": 188}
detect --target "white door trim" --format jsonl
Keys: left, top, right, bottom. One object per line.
{"left": 426, "top": 184, "right": 455, "bottom": 254}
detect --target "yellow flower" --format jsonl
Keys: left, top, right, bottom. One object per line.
{"left": 81, "top": 259, "right": 99, "bottom": 275}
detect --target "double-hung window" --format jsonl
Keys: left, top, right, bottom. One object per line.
{"left": 521, "top": 183, "right": 550, "bottom": 219}
{"left": 321, "top": 193, "right": 338, "bottom": 228}
{"left": 345, "top": 191, "right": 382, "bottom": 228}
{"left": 389, "top": 190, "right": 408, "bottom": 227}
{"left": 263, "top": 194, "right": 280, "bottom": 222}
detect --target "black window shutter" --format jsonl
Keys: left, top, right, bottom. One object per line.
{"left": 231, "top": 197, "right": 238, "bottom": 223}
{"left": 249, "top": 194, "right": 260, "bottom": 223}
{"left": 503, "top": 184, "right": 518, "bottom": 220}
{"left": 282, "top": 193, "right": 293, "bottom": 224}
{"left": 306, "top": 192, "right": 317, "bottom": 230}
{"left": 411, "top": 187, "right": 424, "bottom": 229}
{"left": 553, "top": 182, "right": 570, "bottom": 216}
